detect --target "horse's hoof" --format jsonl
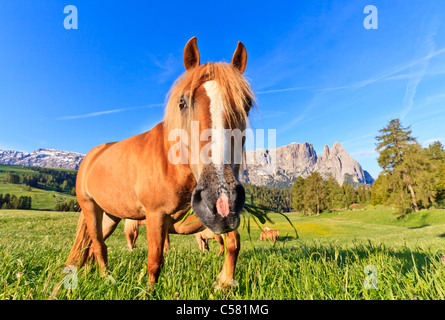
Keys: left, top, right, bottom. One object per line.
{"left": 212, "top": 279, "right": 238, "bottom": 291}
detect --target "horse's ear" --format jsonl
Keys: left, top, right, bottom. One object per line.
{"left": 184, "top": 37, "right": 200, "bottom": 71}
{"left": 231, "top": 41, "right": 247, "bottom": 74}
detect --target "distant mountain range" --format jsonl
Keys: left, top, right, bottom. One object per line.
{"left": 0, "top": 142, "right": 374, "bottom": 188}
{"left": 0, "top": 148, "right": 84, "bottom": 170}
{"left": 241, "top": 142, "right": 374, "bottom": 188}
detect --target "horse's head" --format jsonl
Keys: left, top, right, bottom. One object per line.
{"left": 164, "top": 37, "right": 255, "bottom": 234}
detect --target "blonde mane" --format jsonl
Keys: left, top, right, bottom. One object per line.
{"left": 163, "top": 62, "right": 256, "bottom": 132}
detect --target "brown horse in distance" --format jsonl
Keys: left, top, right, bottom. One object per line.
{"left": 260, "top": 227, "right": 280, "bottom": 242}
{"left": 66, "top": 37, "right": 254, "bottom": 287}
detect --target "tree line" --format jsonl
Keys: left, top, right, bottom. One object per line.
{"left": 244, "top": 183, "right": 293, "bottom": 213}
{"left": 0, "top": 193, "right": 32, "bottom": 210}
{"left": 291, "top": 172, "right": 371, "bottom": 215}
{"left": 4, "top": 167, "right": 77, "bottom": 195}
{"left": 55, "top": 199, "right": 81, "bottom": 212}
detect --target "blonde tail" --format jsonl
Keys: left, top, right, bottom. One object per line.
{"left": 66, "top": 213, "right": 92, "bottom": 267}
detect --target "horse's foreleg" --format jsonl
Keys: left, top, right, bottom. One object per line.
{"left": 195, "top": 233, "right": 204, "bottom": 251}
{"left": 216, "top": 230, "right": 240, "bottom": 287}
{"left": 214, "top": 234, "right": 225, "bottom": 257}
{"left": 146, "top": 214, "right": 168, "bottom": 284}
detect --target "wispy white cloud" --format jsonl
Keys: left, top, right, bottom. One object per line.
{"left": 277, "top": 92, "right": 327, "bottom": 134}
{"left": 351, "top": 150, "right": 378, "bottom": 157}
{"left": 256, "top": 86, "right": 314, "bottom": 94}
{"left": 148, "top": 53, "right": 182, "bottom": 84}
{"left": 340, "top": 133, "right": 375, "bottom": 146}
{"left": 257, "top": 46, "right": 445, "bottom": 95}
{"left": 421, "top": 137, "right": 444, "bottom": 146}
{"left": 400, "top": 18, "right": 440, "bottom": 120}
{"left": 57, "top": 108, "right": 126, "bottom": 120}
{"left": 57, "top": 104, "right": 163, "bottom": 120}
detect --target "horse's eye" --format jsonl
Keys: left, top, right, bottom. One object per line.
{"left": 179, "top": 97, "right": 187, "bottom": 110}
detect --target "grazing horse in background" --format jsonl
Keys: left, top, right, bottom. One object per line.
{"left": 260, "top": 227, "right": 280, "bottom": 242}
{"left": 124, "top": 219, "right": 173, "bottom": 252}
{"left": 195, "top": 228, "right": 225, "bottom": 257}
{"left": 124, "top": 219, "right": 225, "bottom": 257}
{"left": 66, "top": 37, "right": 254, "bottom": 287}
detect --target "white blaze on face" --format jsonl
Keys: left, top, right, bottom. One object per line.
{"left": 204, "top": 81, "right": 224, "bottom": 165}
{"left": 203, "top": 80, "right": 229, "bottom": 190}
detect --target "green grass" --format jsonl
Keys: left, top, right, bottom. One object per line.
{"left": 1, "top": 208, "right": 445, "bottom": 300}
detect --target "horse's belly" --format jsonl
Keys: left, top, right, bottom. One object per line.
{"left": 81, "top": 151, "right": 146, "bottom": 219}
{"left": 89, "top": 182, "right": 146, "bottom": 219}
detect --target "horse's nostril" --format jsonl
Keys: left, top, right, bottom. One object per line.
{"left": 235, "top": 184, "right": 245, "bottom": 199}
{"left": 193, "top": 188, "right": 203, "bottom": 202}
{"left": 234, "top": 184, "right": 246, "bottom": 212}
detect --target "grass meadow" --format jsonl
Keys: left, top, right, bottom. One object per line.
{"left": 0, "top": 164, "right": 77, "bottom": 210}
{"left": 1, "top": 207, "right": 445, "bottom": 300}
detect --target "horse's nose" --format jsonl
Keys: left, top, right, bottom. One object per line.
{"left": 231, "top": 183, "right": 246, "bottom": 214}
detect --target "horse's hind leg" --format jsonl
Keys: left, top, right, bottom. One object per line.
{"left": 124, "top": 219, "right": 139, "bottom": 250}
{"left": 163, "top": 232, "right": 170, "bottom": 252}
{"left": 81, "top": 200, "right": 108, "bottom": 275}
{"left": 103, "top": 213, "right": 121, "bottom": 241}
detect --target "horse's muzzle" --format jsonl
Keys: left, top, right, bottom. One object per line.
{"left": 191, "top": 165, "right": 245, "bottom": 234}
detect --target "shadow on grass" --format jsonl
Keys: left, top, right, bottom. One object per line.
{"left": 408, "top": 224, "right": 431, "bottom": 230}
{"left": 242, "top": 240, "right": 442, "bottom": 277}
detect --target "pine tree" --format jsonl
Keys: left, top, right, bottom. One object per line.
{"left": 426, "top": 141, "right": 445, "bottom": 202}
{"left": 341, "top": 184, "right": 357, "bottom": 207}
{"left": 304, "top": 172, "right": 326, "bottom": 215}
{"left": 324, "top": 173, "right": 341, "bottom": 210}
{"left": 376, "top": 119, "right": 420, "bottom": 212}
{"left": 291, "top": 176, "right": 306, "bottom": 213}
{"left": 371, "top": 173, "right": 391, "bottom": 205}
{"left": 401, "top": 144, "right": 436, "bottom": 208}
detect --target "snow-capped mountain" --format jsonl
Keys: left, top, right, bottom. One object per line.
{"left": 0, "top": 148, "right": 85, "bottom": 170}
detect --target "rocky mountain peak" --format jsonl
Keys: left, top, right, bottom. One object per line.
{"left": 242, "top": 142, "right": 374, "bottom": 188}
{"left": 323, "top": 144, "right": 331, "bottom": 157}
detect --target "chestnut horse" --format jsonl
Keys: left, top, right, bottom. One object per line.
{"left": 66, "top": 37, "right": 254, "bottom": 287}
{"left": 260, "top": 227, "right": 280, "bottom": 242}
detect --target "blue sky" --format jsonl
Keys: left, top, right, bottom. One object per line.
{"left": 1, "top": 0, "right": 445, "bottom": 179}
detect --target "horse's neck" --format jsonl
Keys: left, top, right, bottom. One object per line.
{"left": 152, "top": 122, "right": 196, "bottom": 187}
